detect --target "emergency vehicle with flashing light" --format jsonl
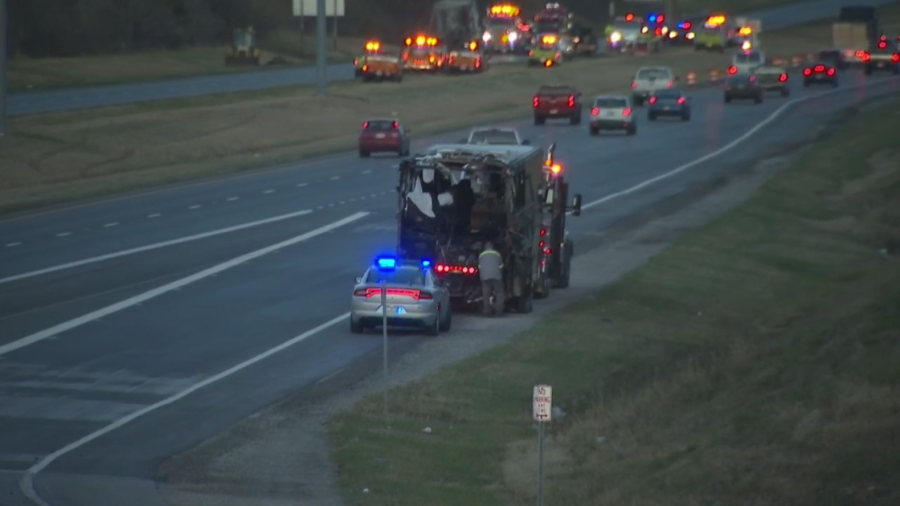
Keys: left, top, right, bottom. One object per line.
{"left": 588, "top": 94, "right": 636, "bottom": 136}
{"left": 482, "top": 4, "right": 530, "bottom": 54}
{"left": 528, "top": 33, "right": 562, "bottom": 67}
{"left": 445, "top": 40, "right": 485, "bottom": 74}
{"left": 751, "top": 65, "right": 791, "bottom": 97}
{"left": 354, "top": 40, "right": 382, "bottom": 77}
{"left": 666, "top": 20, "right": 696, "bottom": 45}
{"left": 693, "top": 14, "right": 729, "bottom": 51}
{"left": 606, "top": 13, "right": 643, "bottom": 52}
{"left": 861, "top": 37, "right": 900, "bottom": 75}
{"left": 350, "top": 257, "right": 452, "bottom": 335}
{"left": 802, "top": 61, "right": 840, "bottom": 87}
{"left": 358, "top": 54, "right": 403, "bottom": 82}
{"left": 358, "top": 118, "right": 412, "bottom": 157}
{"left": 402, "top": 35, "right": 446, "bottom": 72}
{"left": 532, "top": 84, "right": 582, "bottom": 125}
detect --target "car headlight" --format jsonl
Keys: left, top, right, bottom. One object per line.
{"left": 610, "top": 31, "right": 621, "bottom": 43}
{"left": 508, "top": 32, "right": 518, "bottom": 42}
{"left": 686, "top": 32, "right": 695, "bottom": 40}
{"left": 482, "top": 32, "right": 492, "bottom": 42}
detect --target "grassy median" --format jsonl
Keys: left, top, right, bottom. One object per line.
{"left": 328, "top": 97, "right": 900, "bottom": 505}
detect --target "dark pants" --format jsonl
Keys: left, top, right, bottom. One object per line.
{"left": 482, "top": 279, "right": 504, "bottom": 314}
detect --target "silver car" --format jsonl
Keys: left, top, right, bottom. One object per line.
{"left": 350, "top": 257, "right": 452, "bottom": 335}
{"left": 589, "top": 95, "right": 636, "bottom": 136}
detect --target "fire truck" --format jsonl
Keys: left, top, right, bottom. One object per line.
{"left": 354, "top": 40, "right": 383, "bottom": 78}
{"left": 402, "top": 35, "right": 447, "bottom": 72}
{"left": 482, "top": 4, "right": 531, "bottom": 54}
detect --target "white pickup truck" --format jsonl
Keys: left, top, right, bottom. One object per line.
{"left": 631, "top": 66, "right": 676, "bottom": 106}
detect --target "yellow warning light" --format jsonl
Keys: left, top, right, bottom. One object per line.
{"left": 544, "top": 59, "right": 553, "bottom": 67}
{"left": 405, "top": 37, "right": 413, "bottom": 46}
{"left": 541, "top": 35, "right": 557, "bottom": 44}
{"left": 490, "top": 5, "right": 520, "bottom": 17}
{"left": 469, "top": 41, "right": 478, "bottom": 50}
{"left": 550, "top": 163, "right": 562, "bottom": 174}
{"left": 415, "top": 35, "right": 426, "bottom": 45}
{"left": 738, "top": 26, "right": 753, "bottom": 36}
{"left": 365, "top": 41, "right": 380, "bottom": 51}
{"left": 706, "top": 15, "right": 726, "bottom": 26}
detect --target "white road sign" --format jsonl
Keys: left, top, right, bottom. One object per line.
{"left": 533, "top": 385, "right": 552, "bottom": 421}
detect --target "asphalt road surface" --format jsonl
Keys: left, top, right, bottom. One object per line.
{"left": 8, "top": 0, "right": 899, "bottom": 117}
{"left": 1, "top": 68, "right": 898, "bottom": 505}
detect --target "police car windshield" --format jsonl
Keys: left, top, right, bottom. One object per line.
{"left": 469, "top": 130, "right": 518, "bottom": 144}
{"left": 365, "top": 120, "right": 396, "bottom": 131}
{"left": 734, "top": 53, "right": 762, "bottom": 63}
{"left": 637, "top": 68, "right": 671, "bottom": 79}
{"left": 366, "top": 266, "right": 425, "bottom": 285}
{"left": 594, "top": 97, "right": 628, "bottom": 107}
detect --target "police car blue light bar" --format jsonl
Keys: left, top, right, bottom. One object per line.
{"left": 376, "top": 256, "right": 397, "bottom": 269}
{"left": 421, "top": 260, "right": 432, "bottom": 267}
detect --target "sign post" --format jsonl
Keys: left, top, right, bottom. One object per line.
{"left": 381, "top": 280, "right": 389, "bottom": 415}
{"left": 0, "top": 0, "right": 8, "bottom": 137}
{"left": 533, "top": 384, "right": 552, "bottom": 506}
{"left": 293, "top": 0, "right": 345, "bottom": 96}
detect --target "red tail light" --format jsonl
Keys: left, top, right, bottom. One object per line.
{"left": 533, "top": 96, "right": 540, "bottom": 108}
{"left": 567, "top": 95, "right": 575, "bottom": 107}
{"left": 814, "top": 64, "right": 825, "bottom": 72}
{"left": 631, "top": 81, "right": 637, "bottom": 89}
{"left": 475, "top": 57, "right": 482, "bottom": 66}
{"left": 362, "top": 121, "right": 369, "bottom": 128}
{"left": 779, "top": 73, "right": 788, "bottom": 82}
{"left": 648, "top": 96, "right": 657, "bottom": 104}
{"left": 528, "top": 50, "right": 534, "bottom": 56}
{"left": 353, "top": 59, "right": 358, "bottom": 65}
{"left": 728, "top": 65, "right": 737, "bottom": 74}
{"left": 622, "top": 107, "right": 632, "bottom": 116}
{"left": 392, "top": 121, "right": 399, "bottom": 129}
{"left": 435, "top": 264, "right": 478, "bottom": 275}
{"left": 591, "top": 107, "right": 600, "bottom": 115}
{"left": 803, "top": 68, "right": 812, "bottom": 76}
{"left": 353, "top": 288, "right": 368, "bottom": 297}
{"left": 677, "top": 97, "right": 685, "bottom": 105}
{"left": 878, "top": 41, "right": 887, "bottom": 49}
{"left": 893, "top": 53, "right": 900, "bottom": 62}
{"left": 667, "top": 80, "right": 673, "bottom": 88}
{"left": 826, "top": 68, "right": 835, "bottom": 76}
{"left": 540, "top": 228, "right": 546, "bottom": 236}
{"left": 862, "top": 52, "right": 871, "bottom": 61}
{"left": 355, "top": 287, "right": 429, "bottom": 299}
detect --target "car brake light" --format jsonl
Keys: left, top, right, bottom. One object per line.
{"left": 591, "top": 107, "right": 600, "bottom": 115}
{"left": 418, "top": 292, "right": 434, "bottom": 300}
{"left": 392, "top": 121, "right": 399, "bottom": 129}
{"left": 362, "top": 121, "right": 369, "bottom": 128}
{"left": 814, "top": 64, "right": 824, "bottom": 72}
{"left": 648, "top": 96, "right": 657, "bottom": 104}
{"left": 567, "top": 95, "right": 575, "bottom": 107}
{"left": 435, "top": 264, "right": 478, "bottom": 275}
{"left": 878, "top": 41, "right": 887, "bottom": 49}
{"left": 779, "top": 73, "right": 788, "bottom": 82}
{"left": 803, "top": 68, "right": 811, "bottom": 76}
{"left": 667, "top": 80, "right": 673, "bottom": 87}
{"left": 826, "top": 68, "right": 835, "bottom": 76}
{"left": 728, "top": 65, "right": 737, "bottom": 74}
{"left": 540, "top": 228, "right": 546, "bottom": 236}
{"left": 893, "top": 53, "right": 900, "bottom": 62}
{"left": 622, "top": 107, "right": 632, "bottom": 116}
{"left": 353, "top": 288, "right": 368, "bottom": 297}
{"left": 353, "top": 59, "right": 358, "bottom": 65}
{"left": 677, "top": 97, "right": 685, "bottom": 105}
{"left": 631, "top": 81, "right": 637, "bottom": 89}
{"left": 533, "top": 96, "right": 540, "bottom": 107}
{"left": 862, "top": 52, "right": 871, "bottom": 61}
{"left": 475, "top": 57, "right": 482, "bottom": 67}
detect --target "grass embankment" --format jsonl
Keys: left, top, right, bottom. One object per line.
{"left": 8, "top": 32, "right": 365, "bottom": 92}
{"left": 328, "top": 99, "right": 900, "bottom": 505}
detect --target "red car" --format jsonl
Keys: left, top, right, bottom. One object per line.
{"left": 358, "top": 119, "right": 412, "bottom": 157}
{"left": 532, "top": 85, "right": 583, "bottom": 125}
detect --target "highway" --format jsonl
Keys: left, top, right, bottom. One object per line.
{"left": 0, "top": 68, "right": 898, "bottom": 505}
{"left": 8, "top": 0, "right": 899, "bottom": 116}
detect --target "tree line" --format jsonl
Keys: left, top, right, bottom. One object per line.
{"left": 9, "top": 0, "right": 618, "bottom": 58}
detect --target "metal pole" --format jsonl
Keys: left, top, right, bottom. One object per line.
{"left": 0, "top": 0, "right": 8, "bottom": 137}
{"left": 332, "top": 0, "right": 338, "bottom": 50}
{"left": 537, "top": 422, "right": 545, "bottom": 506}
{"left": 315, "top": 0, "right": 327, "bottom": 96}
{"left": 381, "top": 280, "right": 388, "bottom": 415}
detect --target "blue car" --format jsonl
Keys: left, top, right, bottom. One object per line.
{"left": 647, "top": 89, "right": 692, "bottom": 121}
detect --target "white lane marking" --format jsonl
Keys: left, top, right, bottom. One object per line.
{"left": 328, "top": 203, "right": 335, "bottom": 207}
{"left": 0, "top": 209, "right": 314, "bottom": 285}
{"left": 361, "top": 170, "right": 371, "bottom": 174}
{"left": 369, "top": 193, "right": 378, "bottom": 198}
{"left": 263, "top": 189, "right": 275, "bottom": 194}
{"left": 575, "top": 76, "right": 900, "bottom": 213}
{"left": 226, "top": 197, "right": 240, "bottom": 201}
{"left": 5, "top": 243, "right": 21, "bottom": 247}
{"left": 56, "top": 232, "right": 71, "bottom": 237}
{"left": 147, "top": 213, "right": 161, "bottom": 218}
{"left": 339, "top": 201, "right": 346, "bottom": 205}
{"left": 19, "top": 311, "right": 352, "bottom": 506}
{"left": 360, "top": 196, "right": 367, "bottom": 200}
{"left": 317, "top": 206, "right": 324, "bottom": 210}
{"left": 350, "top": 198, "right": 357, "bottom": 202}
{"left": 330, "top": 176, "right": 341, "bottom": 180}
{"left": 103, "top": 222, "right": 118, "bottom": 228}
{"left": 0, "top": 212, "right": 367, "bottom": 358}
{"left": 188, "top": 205, "right": 202, "bottom": 210}
{"left": 297, "top": 183, "right": 308, "bottom": 187}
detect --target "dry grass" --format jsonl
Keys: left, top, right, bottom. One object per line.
{"left": 327, "top": 99, "right": 900, "bottom": 506}
{"left": 8, "top": 33, "right": 367, "bottom": 92}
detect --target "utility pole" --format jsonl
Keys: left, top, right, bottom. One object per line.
{"left": 315, "top": 0, "right": 327, "bottom": 96}
{"left": 0, "top": 0, "right": 9, "bottom": 137}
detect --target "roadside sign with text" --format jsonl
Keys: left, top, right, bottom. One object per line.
{"left": 533, "top": 385, "right": 552, "bottom": 421}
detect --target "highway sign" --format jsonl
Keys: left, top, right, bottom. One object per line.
{"left": 533, "top": 384, "right": 552, "bottom": 421}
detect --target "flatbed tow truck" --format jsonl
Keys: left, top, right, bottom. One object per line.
{"left": 395, "top": 142, "right": 581, "bottom": 312}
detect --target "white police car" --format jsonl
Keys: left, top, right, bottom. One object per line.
{"left": 350, "top": 256, "right": 452, "bottom": 335}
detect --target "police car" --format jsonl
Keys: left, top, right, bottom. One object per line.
{"left": 350, "top": 256, "right": 452, "bottom": 335}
